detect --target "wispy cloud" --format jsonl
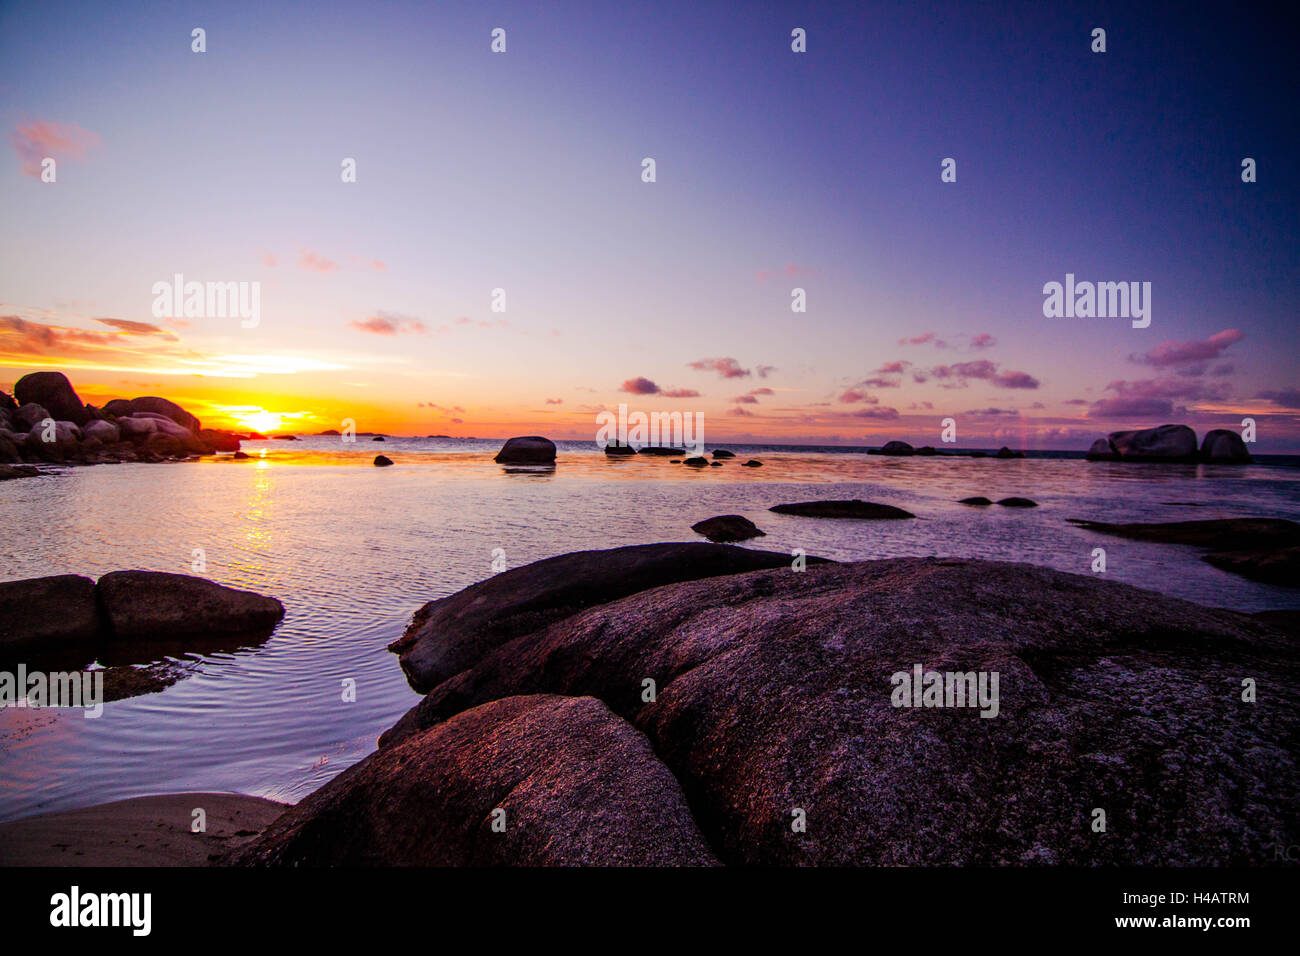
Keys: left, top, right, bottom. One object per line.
{"left": 11, "top": 120, "right": 100, "bottom": 177}
{"left": 348, "top": 311, "right": 426, "bottom": 335}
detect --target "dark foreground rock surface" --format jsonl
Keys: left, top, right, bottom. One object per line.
{"left": 389, "top": 543, "right": 830, "bottom": 692}
{"left": 369, "top": 555, "right": 1297, "bottom": 865}
{"left": 229, "top": 695, "right": 718, "bottom": 866}
{"left": 492, "top": 436, "right": 556, "bottom": 465}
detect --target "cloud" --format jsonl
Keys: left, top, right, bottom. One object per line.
{"left": 348, "top": 255, "right": 387, "bottom": 271}
{"left": 688, "top": 357, "right": 750, "bottom": 379}
{"left": 970, "top": 333, "right": 996, "bottom": 349}
{"left": 1088, "top": 376, "right": 1232, "bottom": 418}
{"left": 731, "top": 387, "right": 774, "bottom": 403}
{"left": 756, "top": 365, "right": 776, "bottom": 378}
{"left": 838, "top": 388, "right": 879, "bottom": 404}
{"left": 662, "top": 387, "right": 701, "bottom": 398}
{"left": 620, "top": 376, "right": 660, "bottom": 395}
{"left": 1130, "top": 329, "right": 1244, "bottom": 368}
{"left": 851, "top": 406, "right": 900, "bottom": 420}
{"left": 1257, "top": 388, "right": 1300, "bottom": 409}
{"left": 93, "top": 318, "right": 175, "bottom": 338}
{"left": 907, "top": 401, "right": 935, "bottom": 410}
{"left": 898, "top": 331, "right": 948, "bottom": 348}
{"left": 299, "top": 249, "right": 340, "bottom": 273}
{"left": 545, "top": 398, "right": 563, "bottom": 405}
{"left": 876, "top": 360, "right": 911, "bottom": 374}
{"left": 964, "top": 407, "right": 1021, "bottom": 417}
{"left": 348, "top": 311, "right": 426, "bottom": 335}
{"left": 11, "top": 120, "right": 100, "bottom": 177}
{"left": 929, "top": 360, "right": 1040, "bottom": 389}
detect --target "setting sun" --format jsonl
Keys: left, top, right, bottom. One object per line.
{"left": 235, "top": 410, "right": 283, "bottom": 434}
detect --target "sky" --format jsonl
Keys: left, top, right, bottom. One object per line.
{"left": 1, "top": 0, "right": 1297, "bottom": 448}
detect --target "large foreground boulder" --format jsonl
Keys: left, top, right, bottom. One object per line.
{"left": 13, "top": 371, "right": 89, "bottom": 426}
{"left": 1105, "top": 424, "right": 1198, "bottom": 462}
{"left": 388, "top": 543, "right": 832, "bottom": 692}
{"left": 228, "top": 695, "right": 718, "bottom": 866}
{"left": 0, "top": 575, "right": 99, "bottom": 665}
{"left": 381, "top": 555, "right": 1297, "bottom": 865}
{"left": 96, "top": 571, "right": 285, "bottom": 642}
{"left": 493, "top": 435, "right": 556, "bottom": 465}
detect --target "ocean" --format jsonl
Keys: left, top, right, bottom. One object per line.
{"left": 1, "top": 438, "right": 1297, "bottom": 823}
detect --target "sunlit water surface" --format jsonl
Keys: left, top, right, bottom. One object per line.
{"left": 2, "top": 439, "right": 1297, "bottom": 822}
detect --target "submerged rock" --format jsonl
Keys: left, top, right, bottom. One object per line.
{"left": 958, "top": 496, "right": 993, "bottom": 506}
{"left": 997, "top": 497, "right": 1038, "bottom": 507}
{"left": 603, "top": 443, "right": 637, "bottom": 456}
{"left": 1202, "top": 546, "right": 1300, "bottom": 586}
{"left": 493, "top": 435, "right": 556, "bottom": 465}
{"left": 388, "top": 543, "right": 831, "bottom": 693}
{"left": 228, "top": 695, "right": 718, "bottom": 866}
{"left": 691, "top": 515, "right": 766, "bottom": 543}
{"left": 382, "top": 554, "right": 1298, "bottom": 865}
{"left": 741, "top": 459, "right": 762, "bottom": 467}
{"left": 638, "top": 446, "right": 685, "bottom": 456}
{"left": 770, "top": 500, "right": 915, "bottom": 519}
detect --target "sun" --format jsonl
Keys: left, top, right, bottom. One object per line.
{"left": 236, "top": 411, "right": 283, "bottom": 434}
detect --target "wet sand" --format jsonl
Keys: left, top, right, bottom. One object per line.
{"left": 0, "top": 792, "right": 287, "bottom": 866}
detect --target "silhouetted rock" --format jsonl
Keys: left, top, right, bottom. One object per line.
{"left": 915, "top": 446, "right": 937, "bottom": 456}
{"left": 875, "top": 440, "right": 914, "bottom": 456}
{"left": 233, "top": 451, "right": 250, "bottom": 460}
{"left": 997, "top": 497, "right": 1038, "bottom": 507}
{"left": 691, "top": 515, "right": 765, "bottom": 543}
{"left": 82, "top": 420, "right": 120, "bottom": 444}
{"left": 603, "top": 443, "right": 636, "bottom": 456}
{"left": 0, "top": 463, "right": 37, "bottom": 480}
{"left": 1085, "top": 438, "right": 1118, "bottom": 461}
{"left": 388, "top": 543, "right": 831, "bottom": 693}
{"left": 372, "top": 436, "right": 385, "bottom": 442}
{"left": 0, "top": 575, "right": 99, "bottom": 666}
{"left": 15, "top": 403, "right": 48, "bottom": 429}
{"left": 711, "top": 449, "right": 736, "bottom": 459}
{"left": 770, "top": 500, "right": 915, "bottom": 519}
{"left": 199, "top": 429, "right": 240, "bottom": 453}
{"left": 1107, "top": 424, "right": 1198, "bottom": 462}
{"left": 228, "top": 695, "right": 718, "bottom": 866}
{"left": 741, "top": 459, "right": 762, "bottom": 467}
{"left": 958, "top": 496, "right": 993, "bottom": 506}
{"left": 683, "top": 456, "right": 708, "bottom": 467}
{"left": 494, "top": 436, "right": 556, "bottom": 465}
{"left": 14, "top": 372, "right": 89, "bottom": 426}
{"left": 995, "top": 446, "right": 1025, "bottom": 459}
{"left": 95, "top": 571, "right": 284, "bottom": 644}
{"left": 1200, "top": 429, "right": 1251, "bottom": 463}
{"left": 381, "top": 555, "right": 1297, "bottom": 865}
{"left": 637, "top": 446, "right": 685, "bottom": 456}
{"left": 374, "top": 455, "right": 393, "bottom": 467}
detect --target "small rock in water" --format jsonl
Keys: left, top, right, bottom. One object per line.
{"left": 997, "top": 497, "right": 1038, "bottom": 507}
{"left": 711, "top": 449, "right": 736, "bottom": 459}
{"left": 683, "top": 456, "right": 708, "bottom": 467}
{"left": 770, "top": 500, "right": 915, "bottom": 519}
{"left": 959, "top": 496, "right": 993, "bottom": 506}
{"left": 741, "top": 459, "right": 762, "bottom": 467}
{"left": 374, "top": 455, "right": 394, "bottom": 467}
{"left": 691, "top": 515, "right": 765, "bottom": 543}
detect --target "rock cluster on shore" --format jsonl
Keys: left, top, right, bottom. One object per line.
{"left": 1, "top": 372, "right": 247, "bottom": 475}
{"left": 0, "top": 571, "right": 285, "bottom": 692}
{"left": 1085, "top": 423, "right": 1251, "bottom": 463}
{"left": 229, "top": 546, "right": 1297, "bottom": 866}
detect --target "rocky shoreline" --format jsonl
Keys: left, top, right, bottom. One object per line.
{"left": 1, "top": 372, "right": 248, "bottom": 476}
{"left": 224, "top": 545, "right": 1296, "bottom": 866}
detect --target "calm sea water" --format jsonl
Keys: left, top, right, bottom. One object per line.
{"left": 1, "top": 439, "right": 1297, "bottom": 823}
